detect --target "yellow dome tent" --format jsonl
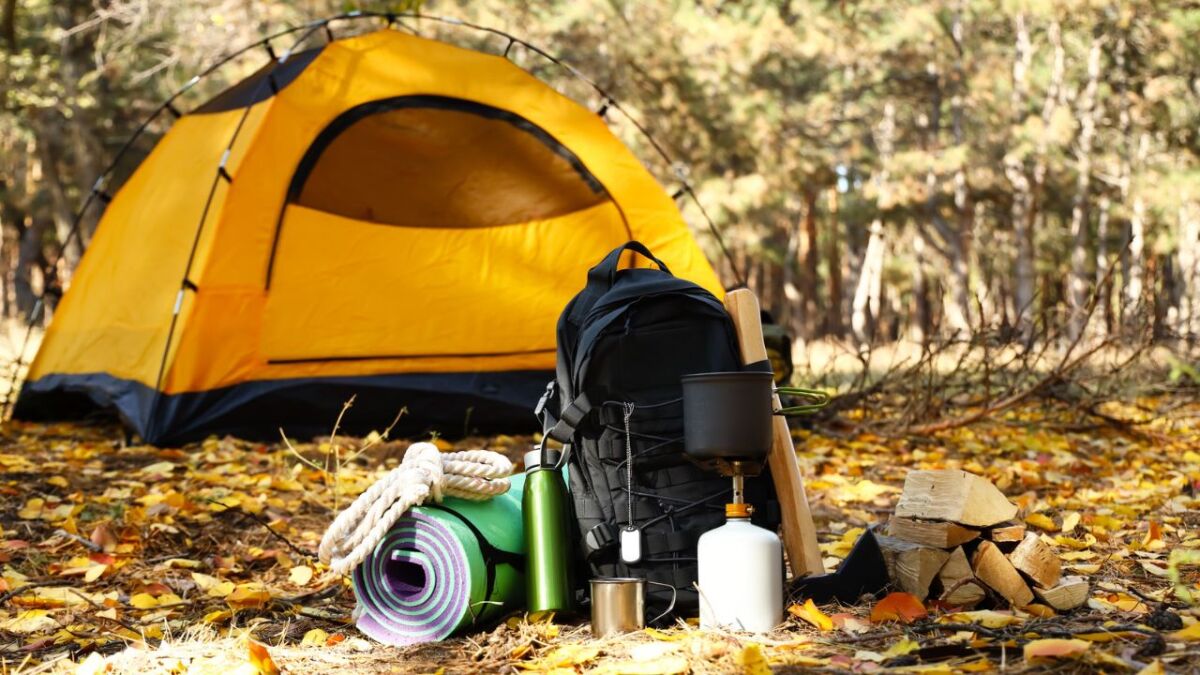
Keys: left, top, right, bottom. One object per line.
{"left": 13, "top": 23, "right": 723, "bottom": 444}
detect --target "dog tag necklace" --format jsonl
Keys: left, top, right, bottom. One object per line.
{"left": 619, "top": 401, "right": 641, "bottom": 564}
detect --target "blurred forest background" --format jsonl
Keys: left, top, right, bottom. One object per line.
{"left": 0, "top": 0, "right": 1197, "bottom": 356}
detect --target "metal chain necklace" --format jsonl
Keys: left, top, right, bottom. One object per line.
{"left": 619, "top": 401, "right": 641, "bottom": 564}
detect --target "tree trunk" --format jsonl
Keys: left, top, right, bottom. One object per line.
{"left": 826, "top": 186, "right": 843, "bottom": 337}
{"left": 781, "top": 213, "right": 800, "bottom": 335}
{"left": 945, "top": 3, "right": 973, "bottom": 335}
{"left": 972, "top": 201, "right": 996, "bottom": 327}
{"left": 911, "top": 223, "right": 931, "bottom": 344}
{"left": 0, "top": 0, "right": 16, "bottom": 51}
{"left": 1094, "top": 196, "right": 1113, "bottom": 336}
{"left": 852, "top": 102, "right": 894, "bottom": 346}
{"left": 1111, "top": 30, "right": 1131, "bottom": 334}
{"left": 853, "top": 220, "right": 888, "bottom": 345}
{"left": 1067, "top": 35, "right": 1103, "bottom": 340}
{"left": 1003, "top": 12, "right": 1036, "bottom": 336}
{"left": 15, "top": 218, "right": 45, "bottom": 321}
{"left": 801, "top": 188, "right": 820, "bottom": 337}
{"left": 31, "top": 112, "right": 82, "bottom": 269}
{"left": 1177, "top": 199, "right": 1200, "bottom": 337}
{"left": 1125, "top": 133, "right": 1150, "bottom": 323}
{"left": 0, "top": 200, "right": 24, "bottom": 319}
{"left": 1148, "top": 253, "right": 1166, "bottom": 338}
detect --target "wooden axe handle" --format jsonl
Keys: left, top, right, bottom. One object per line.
{"left": 723, "top": 288, "right": 825, "bottom": 577}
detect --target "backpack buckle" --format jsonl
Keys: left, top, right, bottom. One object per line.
{"left": 534, "top": 381, "right": 555, "bottom": 419}
{"left": 584, "top": 522, "right": 618, "bottom": 557}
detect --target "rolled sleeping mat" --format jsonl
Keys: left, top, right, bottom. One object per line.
{"left": 352, "top": 474, "right": 526, "bottom": 645}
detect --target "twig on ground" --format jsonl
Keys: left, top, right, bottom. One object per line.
{"left": 327, "top": 396, "right": 355, "bottom": 514}
{"left": 204, "top": 498, "right": 315, "bottom": 559}
{"left": 0, "top": 579, "right": 74, "bottom": 604}
{"left": 344, "top": 406, "right": 407, "bottom": 464}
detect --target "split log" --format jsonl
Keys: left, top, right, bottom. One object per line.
{"left": 989, "top": 523, "right": 1027, "bottom": 543}
{"left": 888, "top": 516, "right": 980, "bottom": 549}
{"left": 877, "top": 534, "right": 951, "bottom": 601}
{"left": 1009, "top": 534, "right": 1062, "bottom": 589}
{"left": 972, "top": 540, "right": 1034, "bottom": 608}
{"left": 1033, "top": 576, "right": 1089, "bottom": 611}
{"left": 894, "top": 470, "right": 1017, "bottom": 528}
{"left": 937, "top": 547, "right": 985, "bottom": 608}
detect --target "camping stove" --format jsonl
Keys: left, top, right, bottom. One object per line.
{"left": 680, "top": 371, "right": 774, "bottom": 502}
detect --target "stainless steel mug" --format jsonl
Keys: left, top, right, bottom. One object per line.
{"left": 589, "top": 577, "right": 676, "bottom": 637}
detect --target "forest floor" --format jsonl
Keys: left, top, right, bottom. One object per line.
{"left": 1, "top": 387, "right": 1199, "bottom": 673}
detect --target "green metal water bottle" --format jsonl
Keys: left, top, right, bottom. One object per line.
{"left": 523, "top": 447, "right": 574, "bottom": 612}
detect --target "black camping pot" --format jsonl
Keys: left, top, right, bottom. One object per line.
{"left": 681, "top": 371, "right": 773, "bottom": 461}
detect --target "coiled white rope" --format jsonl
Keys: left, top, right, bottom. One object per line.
{"left": 319, "top": 442, "right": 514, "bottom": 575}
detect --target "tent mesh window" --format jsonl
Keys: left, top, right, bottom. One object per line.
{"left": 288, "top": 96, "right": 611, "bottom": 229}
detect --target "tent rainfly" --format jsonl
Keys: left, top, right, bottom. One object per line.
{"left": 13, "top": 28, "right": 722, "bottom": 445}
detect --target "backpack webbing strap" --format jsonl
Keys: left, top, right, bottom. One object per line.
{"left": 421, "top": 503, "right": 524, "bottom": 602}
{"left": 546, "top": 392, "right": 591, "bottom": 444}
{"left": 584, "top": 522, "right": 708, "bottom": 558}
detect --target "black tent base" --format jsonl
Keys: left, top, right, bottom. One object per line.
{"left": 14, "top": 370, "right": 549, "bottom": 446}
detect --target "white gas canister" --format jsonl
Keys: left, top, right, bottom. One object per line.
{"left": 697, "top": 503, "right": 783, "bottom": 632}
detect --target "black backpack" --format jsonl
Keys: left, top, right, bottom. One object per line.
{"left": 537, "top": 241, "right": 777, "bottom": 618}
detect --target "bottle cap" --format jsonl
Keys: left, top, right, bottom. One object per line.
{"left": 725, "top": 503, "right": 752, "bottom": 518}
{"left": 524, "top": 447, "right": 562, "bottom": 471}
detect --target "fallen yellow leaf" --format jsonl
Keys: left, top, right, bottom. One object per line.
{"left": 788, "top": 599, "right": 834, "bottom": 631}
{"left": 129, "top": 593, "right": 158, "bottom": 609}
{"left": 17, "top": 498, "right": 44, "bottom": 519}
{"left": 192, "top": 572, "right": 235, "bottom": 598}
{"left": 203, "top": 609, "right": 232, "bottom": 624}
{"left": 301, "top": 628, "right": 329, "bottom": 646}
{"left": 1171, "top": 622, "right": 1200, "bottom": 641}
{"left": 883, "top": 638, "right": 920, "bottom": 658}
{"left": 740, "top": 643, "right": 771, "bottom": 675}
{"left": 942, "top": 610, "right": 1023, "bottom": 628}
{"left": 1026, "top": 513, "right": 1056, "bottom": 531}
{"left": 522, "top": 644, "right": 601, "bottom": 670}
{"left": 227, "top": 583, "right": 271, "bottom": 610}
{"left": 247, "top": 639, "right": 280, "bottom": 675}
{"left": 289, "top": 565, "right": 314, "bottom": 586}
{"left": 84, "top": 563, "right": 108, "bottom": 583}
{"left": 1, "top": 609, "right": 58, "bottom": 633}
{"left": 643, "top": 627, "right": 688, "bottom": 641}
{"left": 1022, "top": 603, "right": 1056, "bottom": 619}
{"left": 140, "top": 461, "right": 177, "bottom": 475}
{"left": 1023, "top": 638, "right": 1090, "bottom": 663}
{"left": 1061, "top": 511, "right": 1081, "bottom": 533}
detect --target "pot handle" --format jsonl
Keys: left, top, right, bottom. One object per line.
{"left": 645, "top": 580, "right": 678, "bottom": 626}
{"left": 774, "top": 386, "right": 831, "bottom": 416}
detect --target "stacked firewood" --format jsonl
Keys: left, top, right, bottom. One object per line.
{"left": 878, "top": 470, "right": 1088, "bottom": 611}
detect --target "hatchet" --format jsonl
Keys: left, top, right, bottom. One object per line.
{"left": 723, "top": 288, "right": 825, "bottom": 577}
